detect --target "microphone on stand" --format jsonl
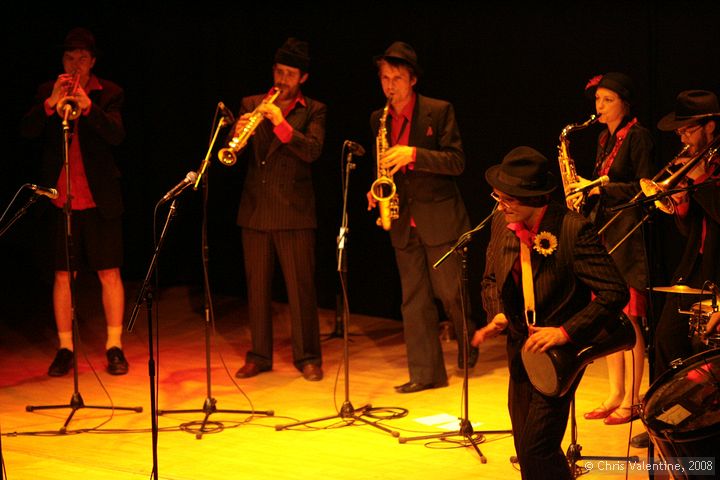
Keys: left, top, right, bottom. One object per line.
{"left": 568, "top": 175, "right": 609, "bottom": 195}
{"left": 345, "top": 140, "right": 366, "bottom": 157}
{"left": 27, "top": 184, "right": 59, "bottom": 199}
{"left": 218, "top": 102, "right": 235, "bottom": 123}
{"left": 159, "top": 171, "right": 198, "bottom": 204}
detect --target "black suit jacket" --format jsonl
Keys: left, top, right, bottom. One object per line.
{"left": 370, "top": 94, "right": 469, "bottom": 248}
{"left": 481, "top": 202, "right": 629, "bottom": 375}
{"left": 236, "top": 94, "right": 326, "bottom": 230}
{"left": 20, "top": 76, "right": 125, "bottom": 219}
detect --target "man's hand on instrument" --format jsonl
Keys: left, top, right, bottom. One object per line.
{"left": 257, "top": 103, "right": 284, "bottom": 126}
{"left": 472, "top": 314, "right": 508, "bottom": 346}
{"left": 381, "top": 145, "right": 414, "bottom": 175}
{"left": 523, "top": 325, "right": 568, "bottom": 353}
{"left": 366, "top": 191, "right": 377, "bottom": 210}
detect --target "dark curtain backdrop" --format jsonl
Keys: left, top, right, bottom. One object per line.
{"left": 4, "top": 2, "right": 720, "bottom": 328}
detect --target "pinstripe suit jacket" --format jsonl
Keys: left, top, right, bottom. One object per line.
{"left": 370, "top": 94, "right": 469, "bottom": 248}
{"left": 481, "top": 202, "right": 629, "bottom": 360}
{"left": 236, "top": 93, "right": 326, "bottom": 230}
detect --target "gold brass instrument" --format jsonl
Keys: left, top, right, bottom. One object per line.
{"left": 217, "top": 87, "right": 281, "bottom": 166}
{"left": 370, "top": 99, "right": 399, "bottom": 230}
{"left": 558, "top": 114, "right": 597, "bottom": 212}
{"left": 598, "top": 144, "right": 690, "bottom": 235}
{"left": 640, "top": 135, "right": 720, "bottom": 214}
{"left": 56, "top": 71, "right": 82, "bottom": 122}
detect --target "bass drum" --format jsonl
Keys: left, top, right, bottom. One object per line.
{"left": 641, "top": 348, "right": 720, "bottom": 479}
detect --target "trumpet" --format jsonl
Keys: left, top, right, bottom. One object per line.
{"left": 56, "top": 71, "right": 82, "bottom": 122}
{"left": 217, "top": 87, "right": 281, "bottom": 166}
{"left": 597, "top": 144, "right": 690, "bottom": 235}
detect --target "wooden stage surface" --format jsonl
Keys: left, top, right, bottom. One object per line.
{"left": 0, "top": 281, "right": 654, "bottom": 479}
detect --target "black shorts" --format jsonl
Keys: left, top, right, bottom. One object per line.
{"left": 53, "top": 208, "right": 123, "bottom": 271}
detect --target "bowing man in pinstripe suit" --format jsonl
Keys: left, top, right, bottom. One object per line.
{"left": 472, "top": 147, "right": 629, "bottom": 480}
{"left": 233, "top": 38, "right": 326, "bottom": 382}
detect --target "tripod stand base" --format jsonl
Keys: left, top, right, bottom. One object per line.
{"left": 26, "top": 391, "right": 143, "bottom": 433}
{"left": 399, "top": 420, "right": 512, "bottom": 464}
{"left": 275, "top": 401, "right": 400, "bottom": 437}
{"left": 158, "top": 396, "right": 274, "bottom": 439}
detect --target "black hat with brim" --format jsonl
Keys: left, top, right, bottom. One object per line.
{"left": 486, "top": 146, "right": 557, "bottom": 197}
{"left": 657, "top": 90, "right": 720, "bottom": 131}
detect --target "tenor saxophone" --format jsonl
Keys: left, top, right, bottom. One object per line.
{"left": 558, "top": 114, "right": 597, "bottom": 212}
{"left": 370, "top": 99, "right": 399, "bottom": 230}
{"left": 217, "top": 87, "right": 281, "bottom": 166}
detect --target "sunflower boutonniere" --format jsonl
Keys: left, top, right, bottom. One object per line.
{"left": 533, "top": 231, "right": 558, "bottom": 257}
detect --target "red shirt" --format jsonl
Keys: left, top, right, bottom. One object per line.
{"left": 272, "top": 90, "right": 307, "bottom": 144}
{"left": 46, "top": 75, "right": 102, "bottom": 210}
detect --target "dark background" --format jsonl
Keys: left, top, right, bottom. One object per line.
{"left": 3, "top": 2, "right": 720, "bottom": 329}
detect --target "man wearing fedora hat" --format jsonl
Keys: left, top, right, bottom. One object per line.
{"left": 232, "top": 37, "right": 326, "bottom": 382}
{"left": 20, "top": 27, "right": 129, "bottom": 377}
{"left": 629, "top": 89, "right": 720, "bottom": 449}
{"left": 367, "top": 41, "right": 476, "bottom": 393}
{"left": 653, "top": 90, "right": 720, "bottom": 374}
{"left": 472, "top": 146, "right": 629, "bottom": 479}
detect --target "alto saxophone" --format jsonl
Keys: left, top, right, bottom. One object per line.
{"left": 217, "top": 87, "right": 281, "bottom": 166}
{"left": 370, "top": 99, "right": 399, "bottom": 230}
{"left": 558, "top": 114, "right": 597, "bottom": 212}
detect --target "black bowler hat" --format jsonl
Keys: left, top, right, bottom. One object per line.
{"left": 657, "top": 90, "right": 720, "bottom": 131}
{"left": 584, "top": 72, "right": 635, "bottom": 104}
{"left": 274, "top": 37, "right": 310, "bottom": 72}
{"left": 374, "top": 41, "right": 421, "bottom": 76}
{"left": 485, "top": 146, "right": 557, "bottom": 197}
{"left": 61, "top": 27, "right": 98, "bottom": 56}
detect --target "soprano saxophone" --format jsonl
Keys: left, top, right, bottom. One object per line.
{"left": 370, "top": 99, "right": 399, "bottom": 230}
{"left": 218, "top": 87, "right": 281, "bottom": 166}
{"left": 558, "top": 114, "right": 597, "bottom": 212}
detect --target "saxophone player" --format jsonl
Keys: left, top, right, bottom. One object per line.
{"left": 232, "top": 38, "right": 326, "bottom": 382}
{"left": 569, "top": 72, "right": 655, "bottom": 426}
{"left": 366, "top": 42, "right": 474, "bottom": 393}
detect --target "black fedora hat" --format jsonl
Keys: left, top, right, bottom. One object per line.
{"left": 61, "top": 27, "right": 98, "bottom": 56}
{"left": 374, "top": 41, "right": 421, "bottom": 76}
{"left": 657, "top": 90, "right": 720, "bottom": 131}
{"left": 584, "top": 72, "right": 635, "bottom": 104}
{"left": 486, "top": 146, "right": 557, "bottom": 197}
{"left": 274, "top": 37, "right": 310, "bottom": 72}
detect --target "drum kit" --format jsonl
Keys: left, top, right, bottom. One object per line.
{"left": 641, "top": 284, "right": 719, "bottom": 479}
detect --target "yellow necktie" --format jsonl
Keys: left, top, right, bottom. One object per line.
{"left": 519, "top": 241, "right": 536, "bottom": 327}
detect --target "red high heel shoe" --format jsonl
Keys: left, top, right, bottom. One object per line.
{"left": 583, "top": 403, "right": 619, "bottom": 420}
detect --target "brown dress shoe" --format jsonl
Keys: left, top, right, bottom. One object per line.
{"left": 235, "top": 362, "right": 270, "bottom": 378}
{"left": 301, "top": 364, "right": 323, "bottom": 381}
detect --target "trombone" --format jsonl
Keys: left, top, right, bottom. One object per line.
{"left": 597, "top": 144, "right": 690, "bottom": 236}
{"left": 603, "top": 138, "right": 719, "bottom": 254}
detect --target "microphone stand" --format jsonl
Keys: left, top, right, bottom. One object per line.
{"left": 275, "top": 146, "right": 399, "bottom": 437}
{"left": 398, "top": 206, "right": 511, "bottom": 463}
{"left": 26, "top": 108, "right": 142, "bottom": 431}
{"left": 0, "top": 189, "right": 41, "bottom": 238}
{"left": 156, "top": 113, "right": 273, "bottom": 439}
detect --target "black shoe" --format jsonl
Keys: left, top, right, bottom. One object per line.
{"left": 394, "top": 380, "right": 448, "bottom": 394}
{"left": 630, "top": 431, "right": 649, "bottom": 449}
{"left": 458, "top": 346, "right": 479, "bottom": 369}
{"left": 48, "top": 348, "right": 74, "bottom": 377}
{"left": 106, "top": 347, "right": 129, "bottom": 375}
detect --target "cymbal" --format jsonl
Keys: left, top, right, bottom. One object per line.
{"left": 651, "top": 285, "right": 711, "bottom": 294}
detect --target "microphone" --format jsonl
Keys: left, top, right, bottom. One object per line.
{"left": 159, "top": 171, "right": 198, "bottom": 204}
{"left": 568, "top": 175, "right": 609, "bottom": 195}
{"left": 218, "top": 101, "right": 235, "bottom": 123}
{"left": 27, "top": 184, "right": 59, "bottom": 199}
{"left": 345, "top": 141, "right": 366, "bottom": 157}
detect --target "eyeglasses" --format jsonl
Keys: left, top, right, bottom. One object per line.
{"left": 490, "top": 191, "right": 520, "bottom": 208}
{"left": 676, "top": 124, "right": 702, "bottom": 137}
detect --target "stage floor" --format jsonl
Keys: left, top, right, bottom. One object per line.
{"left": 0, "top": 282, "right": 652, "bottom": 479}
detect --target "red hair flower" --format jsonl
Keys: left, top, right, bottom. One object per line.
{"left": 585, "top": 74, "right": 602, "bottom": 91}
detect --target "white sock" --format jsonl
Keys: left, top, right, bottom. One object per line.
{"left": 58, "top": 331, "right": 74, "bottom": 351}
{"left": 106, "top": 326, "right": 123, "bottom": 351}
